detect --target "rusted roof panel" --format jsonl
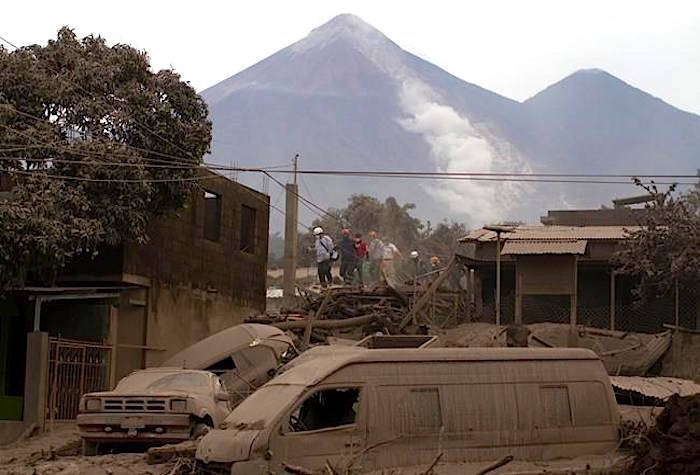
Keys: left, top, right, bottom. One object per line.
{"left": 461, "top": 225, "right": 641, "bottom": 242}
{"left": 501, "top": 239, "right": 588, "bottom": 255}
{"left": 610, "top": 376, "right": 700, "bottom": 400}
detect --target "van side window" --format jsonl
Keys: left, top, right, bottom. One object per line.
{"left": 387, "top": 387, "right": 442, "bottom": 434}
{"left": 539, "top": 385, "right": 572, "bottom": 427}
{"left": 288, "top": 388, "right": 360, "bottom": 433}
{"left": 569, "top": 382, "right": 610, "bottom": 426}
{"left": 442, "top": 384, "right": 518, "bottom": 432}
{"left": 205, "top": 356, "right": 236, "bottom": 374}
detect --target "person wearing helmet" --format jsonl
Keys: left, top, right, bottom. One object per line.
{"left": 313, "top": 227, "right": 335, "bottom": 287}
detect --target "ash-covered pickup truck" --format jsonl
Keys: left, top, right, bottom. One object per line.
{"left": 77, "top": 368, "right": 231, "bottom": 455}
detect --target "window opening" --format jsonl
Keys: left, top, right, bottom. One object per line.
{"left": 288, "top": 388, "right": 360, "bottom": 433}
{"left": 240, "top": 205, "right": 256, "bottom": 253}
{"left": 205, "top": 356, "right": 236, "bottom": 374}
{"left": 204, "top": 191, "right": 222, "bottom": 241}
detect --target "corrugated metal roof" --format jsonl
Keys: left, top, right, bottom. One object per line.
{"left": 461, "top": 225, "right": 641, "bottom": 242}
{"left": 610, "top": 376, "right": 700, "bottom": 400}
{"left": 501, "top": 239, "right": 588, "bottom": 255}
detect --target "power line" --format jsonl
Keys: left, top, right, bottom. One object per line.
{"left": 259, "top": 169, "right": 700, "bottom": 180}
{"left": 0, "top": 35, "right": 19, "bottom": 50}
{"left": 263, "top": 171, "right": 345, "bottom": 224}
{"left": 3, "top": 104, "right": 697, "bottom": 184}
{"left": 4, "top": 103, "right": 698, "bottom": 183}
{"left": 1, "top": 166, "right": 220, "bottom": 184}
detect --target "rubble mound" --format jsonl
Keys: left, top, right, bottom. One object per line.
{"left": 629, "top": 393, "right": 700, "bottom": 475}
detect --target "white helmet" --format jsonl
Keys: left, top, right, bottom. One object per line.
{"left": 313, "top": 226, "right": 323, "bottom": 236}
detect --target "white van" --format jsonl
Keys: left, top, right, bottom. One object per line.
{"left": 195, "top": 347, "right": 619, "bottom": 474}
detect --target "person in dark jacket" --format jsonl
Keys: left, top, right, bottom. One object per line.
{"left": 338, "top": 228, "right": 356, "bottom": 284}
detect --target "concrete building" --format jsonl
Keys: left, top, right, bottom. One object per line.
{"left": 0, "top": 169, "right": 270, "bottom": 442}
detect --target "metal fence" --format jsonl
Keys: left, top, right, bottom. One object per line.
{"left": 46, "top": 337, "right": 111, "bottom": 421}
{"left": 475, "top": 287, "right": 700, "bottom": 333}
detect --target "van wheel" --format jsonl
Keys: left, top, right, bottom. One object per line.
{"left": 191, "top": 417, "right": 213, "bottom": 439}
{"left": 82, "top": 440, "right": 99, "bottom": 456}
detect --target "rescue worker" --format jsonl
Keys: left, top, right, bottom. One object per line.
{"left": 313, "top": 227, "right": 334, "bottom": 287}
{"left": 339, "top": 228, "right": 356, "bottom": 284}
{"left": 367, "top": 231, "right": 384, "bottom": 283}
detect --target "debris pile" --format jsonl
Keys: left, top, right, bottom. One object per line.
{"left": 628, "top": 393, "right": 700, "bottom": 475}
{"left": 251, "top": 277, "right": 468, "bottom": 345}
{"left": 250, "top": 285, "right": 410, "bottom": 343}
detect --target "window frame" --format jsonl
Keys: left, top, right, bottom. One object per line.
{"left": 239, "top": 204, "right": 257, "bottom": 254}
{"left": 280, "top": 385, "right": 363, "bottom": 437}
{"left": 203, "top": 190, "right": 222, "bottom": 242}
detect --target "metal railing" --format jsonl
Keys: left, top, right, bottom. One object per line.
{"left": 46, "top": 337, "right": 111, "bottom": 421}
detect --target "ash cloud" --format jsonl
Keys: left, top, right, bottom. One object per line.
{"left": 398, "top": 78, "right": 530, "bottom": 226}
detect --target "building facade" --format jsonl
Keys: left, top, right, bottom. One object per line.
{"left": 457, "top": 224, "right": 699, "bottom": 334}
{"left": 0, "top": 169, "right": 270, "bottom": 442}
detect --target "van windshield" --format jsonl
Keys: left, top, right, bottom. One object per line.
{"left": 224, "top": 384, "right": 304, "bottom": 429}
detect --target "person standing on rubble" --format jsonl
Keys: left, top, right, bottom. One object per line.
{"left": 339, "top": 228, "right": 356, "bottom": 284}
{"left": 381, "top": 239, "right": 401, "bottom": 281}
{"left": 313, "top": 227, "right": 335, "bottom": 288}
{"left": 352, "top": 233, "right": 368, "bottom": 286}
{"left": 367, "top": 231, "right": 384, "bottom": 283}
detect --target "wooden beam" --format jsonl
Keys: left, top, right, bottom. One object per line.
{"left": 275, "top": 314, "right": 375, "bottom": 331}
{"left": 302, "top": 290, "right": 332, "bottom": 349}
{"left": 515, "top": 263, "right": 522, "bottom": 324}
{"left": 610, "top": 271, "right": 616, "bottom": 331}
{"left": 674, "top": 280, "right": 680, "bottom": 327}
{"left": 570, "top": 256, "right": 578, "bottom": 329}
{"left": 108, "top": 305, "right": 118, "bottom": 389}
{"left": 399, "top": 257, "right": 456, "bottom": 330}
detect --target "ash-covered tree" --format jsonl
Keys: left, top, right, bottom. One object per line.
{"left": 0, "top": 28, "right": 211, "bottom": 288}
{"left": 613, "top": 179, "right": 700, "bottom": 298}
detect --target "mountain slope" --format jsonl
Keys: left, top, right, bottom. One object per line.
{"left": 201, "top": 14, "right": 700, "bottom": 229}
{"left": 522, "top": 69, "right": 700, "bottom": 173}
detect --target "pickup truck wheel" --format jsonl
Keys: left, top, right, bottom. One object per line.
{"left": 191, "top": 418, "right": 213, "bottom": 439}
{"left": 82, "top": 440, "right": 99, "bottom": 456}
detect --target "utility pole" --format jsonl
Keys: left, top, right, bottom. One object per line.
{"left": 283, "top": 154, "right": 300, "bottom": 304}
{"left": 484, "top": 225, "right": 514, "bottom": 327}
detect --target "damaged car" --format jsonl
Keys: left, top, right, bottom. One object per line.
{"left": 77, "top": 368, "right": 231, "bottom": 455}
{"left": 162, "top": 323, "right": 297, "bottom": 406}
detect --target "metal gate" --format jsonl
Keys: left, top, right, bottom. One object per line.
{"left": 46, "top": 337, "right": 112, "bottom": 421}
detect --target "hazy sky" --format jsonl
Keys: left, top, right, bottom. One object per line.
{"left": 4, "top": 1, "right": 700, "bottom": 114}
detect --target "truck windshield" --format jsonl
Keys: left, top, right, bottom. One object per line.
{"left": 224, "top": 384, "right": 304, "bottom": 428}
{"left": 116, "top": 372, "right": 211, "bottom": 395}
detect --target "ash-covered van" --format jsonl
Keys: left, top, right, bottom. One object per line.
{"left": 195, "top": 347, "right": 620, "bottom": 474}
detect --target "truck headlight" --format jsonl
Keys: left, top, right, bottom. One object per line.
{"left": 170, "top": 399, "right": 187, "bottom": 412}
{"left": 85, "top": 398, "right": 101, "bottom": 412}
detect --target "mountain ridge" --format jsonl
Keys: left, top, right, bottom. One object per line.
{"left": 201, "top": 14, "right": 700, "bottom": 229}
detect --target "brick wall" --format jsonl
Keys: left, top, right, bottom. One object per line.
{"left": 123, "top": 171, "right": 269, "bottom": 311}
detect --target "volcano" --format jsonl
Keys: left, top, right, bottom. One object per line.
{"left": 201, "top": 14, "right": 700, "bottom": 229}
